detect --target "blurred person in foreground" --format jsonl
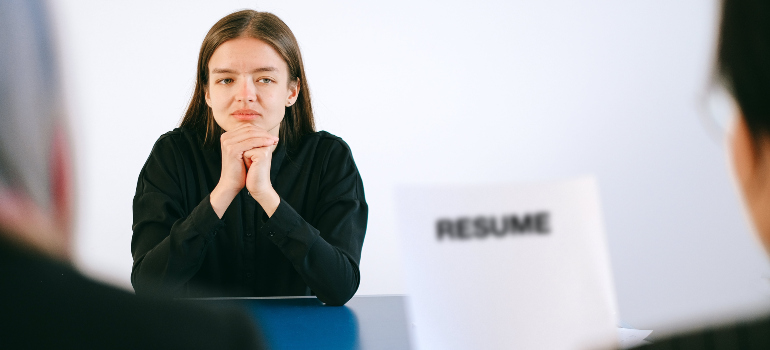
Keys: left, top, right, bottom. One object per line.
{"left": 0, "top": 1, "right": 265, "bottom": 348}
{"left": 629, "top": 0, "right": 770, "bottom": 349}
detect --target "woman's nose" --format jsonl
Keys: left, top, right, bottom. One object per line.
{"left": 237, "top": 78, "right": 257, "bottom": 102}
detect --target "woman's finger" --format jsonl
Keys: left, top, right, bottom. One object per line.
{"left": 243, "top": 147, "right": 267, "bottom": 165}
{"left": 244, "top": 143, "right": 276, "bottom": 198}
{"left": 221, "top": 125, "right": 278, "bottom": 144}
{"left": 237, "top": 136, "right": 278, "bottom": 151}
{"left": 243, "top": 146, "right": 272, "bottom": 159}
{"left": 221, "top": 135, "right": 278, "bottom": 158}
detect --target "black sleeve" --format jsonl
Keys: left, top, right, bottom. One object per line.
{"left": 130, "top": 135, "right": 224, "bottom": 295}
{"left": 263, "top": 139, "right": 367, "bottom": 305}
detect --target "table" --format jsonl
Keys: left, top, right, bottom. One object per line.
{"left": 196, "top": 295, "right": 412, "bottom": 350}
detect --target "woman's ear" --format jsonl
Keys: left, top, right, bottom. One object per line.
{"left": 286, "top": 78, "right": 300, "bottom": 107}
{"left": 50, "top": 125, "right": 73, "bottom": 242}
{"left": 205, "top": 86, "right": 212, "bottom": 108}
{"left": 731, "top": 114, "right": 757, "bottom": 191}
{"left": 0, "top": 189, "right": 70, "bottom": 261}
{"left": 731, "top": 114, "right": 770, "bottom": 254}
{"left": 0, "top": 123, "right": 73, "bottom": 261}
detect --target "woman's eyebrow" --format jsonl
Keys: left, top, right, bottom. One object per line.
{"left": 210, "top": 68, "right": 237, "bottom": 74}
{"left": 210, "top": 67, "right": 279, "bottom": 74}
{"left": 251, "top": 67, "right": 278, "bottom": 73}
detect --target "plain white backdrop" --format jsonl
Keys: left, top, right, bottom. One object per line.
{"left": 51, "top": 0, "right": 770, "bottom": 333}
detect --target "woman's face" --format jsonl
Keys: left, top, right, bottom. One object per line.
{"left": 205, "top": 37, "right": 299, "bottom": 136}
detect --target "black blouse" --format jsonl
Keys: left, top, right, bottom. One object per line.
{"left": 131, "top": 127, "right": 367, "bottom": 305}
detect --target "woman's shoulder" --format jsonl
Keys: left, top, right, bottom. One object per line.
{"left": 150, "top": 127, "right": 206, "bottom": 154}
{"left": 140, "top": 127, "right": 211, "bottom": 173}
{"left": 297, "top": 130, "right": 352, "bottom": 153}
{"left": 154, "top": 127, "right": 202, "bottom": 145}
{"left": 289, "top": 131, "right": 356, "bottom": 168}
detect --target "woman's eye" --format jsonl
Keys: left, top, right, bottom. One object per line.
{"left": 217, "top": 78, "right": 233, "bottom": 85}
{"left": 258, "top": 78, "right": 273, "bottom": 84}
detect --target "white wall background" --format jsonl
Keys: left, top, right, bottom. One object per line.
{"left": 51, "top": 0, "right": 770, "bottom": 333}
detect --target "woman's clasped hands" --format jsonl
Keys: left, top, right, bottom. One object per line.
{"left": 210, "top": 124, "right": 281, "bottom": 218}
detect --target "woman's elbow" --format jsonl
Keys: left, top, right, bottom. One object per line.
{"left": 131, "top": 264, "right": 173, "bottom": 297}
{"left": 318, "top": 289, "right": 356, "bottom": 306}
{"left": 130, "top": 268, "right": 156, "bottom": 296}
{"left": 317, "top": 270, "right": 359, "bottom": 306}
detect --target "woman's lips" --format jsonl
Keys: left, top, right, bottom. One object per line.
{"left": 231, "top": 109, "right": 260, "bottom": 120}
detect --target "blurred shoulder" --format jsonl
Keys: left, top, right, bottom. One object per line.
{"left": 0, "top": 239, "right": 264, "bottom": 349}
{"left": 633, "top": 316, "right": 770, "bottom": 349}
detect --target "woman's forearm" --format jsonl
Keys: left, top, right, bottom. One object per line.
{"left": 298, "top": 236, "right": 360, "bottom": 306}
{"left": 262, "top": 198, "right": 366, "bottom": 305}
{"left": 210, "top": 184, "right": 239, "bottom": 218}
{"left": 132, "top": 194, "right": 224, "bottom": 295}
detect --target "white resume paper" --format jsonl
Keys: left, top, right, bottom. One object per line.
{"left": 395, "top": 177, "right": 618, "bottom": 350}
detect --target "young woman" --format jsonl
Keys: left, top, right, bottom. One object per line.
{"left": 131, "top": 10, "right": 367, "bottom": 306}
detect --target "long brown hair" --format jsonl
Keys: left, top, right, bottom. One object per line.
{"left": 180, "top": 10, "right": 315, "bottom": 148}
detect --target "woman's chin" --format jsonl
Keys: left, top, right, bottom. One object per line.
{"left": 215, "top": 119, "right": 280, "bottom": 135}
{"left": 218, "top": 120, "right": 260, "bottom": 132}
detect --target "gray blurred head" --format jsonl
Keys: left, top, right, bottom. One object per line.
{"left": 0, "top": 0, "right": 63, "bottom": 209}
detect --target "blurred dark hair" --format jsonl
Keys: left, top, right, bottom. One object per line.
{"left": 718, "top": 0, "right": 770, "bottom": 143}
{"left": 180, "top": 10, "right": 315, "bottom": 148}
